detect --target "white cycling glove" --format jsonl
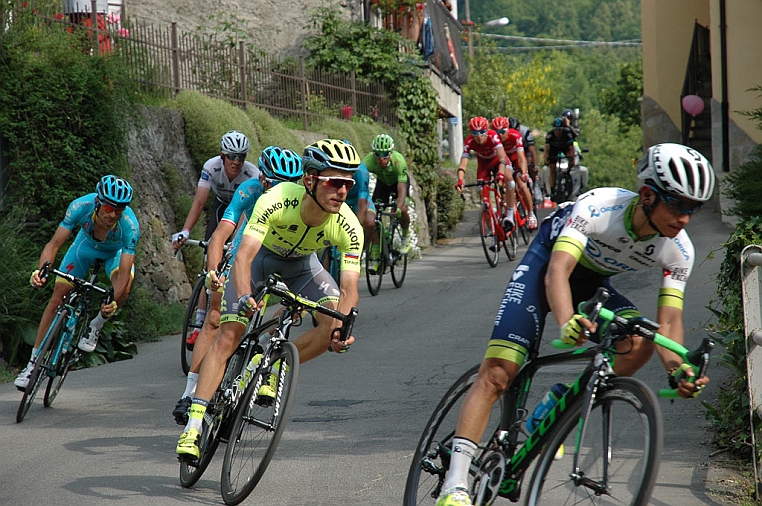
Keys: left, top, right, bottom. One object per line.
{"left": 172, "top": 229, "right": 190, "bottom": 244}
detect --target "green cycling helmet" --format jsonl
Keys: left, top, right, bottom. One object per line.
{"left": 371, "top": 134, "right": 394, "bottom": 154}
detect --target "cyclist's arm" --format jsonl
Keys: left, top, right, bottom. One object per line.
{"left": 545, "top": 249, "right": 578, "bottom": 328}
{"left": 516, "top": 149, "right": 528, "bottom": 176}
{"left": 207, "top": 219, "right": 236, "bottom": 275}
{"left": 112, "top": 252, "right": 135, "bottom": 304}
{"left": 527, "top": 145, "right": 538, "bottom": 168}
{"left": 496, "top": 145, "right": 508, "bottom": 178}
{"left": 338, "top": 270, "right": 360, "bottom": 316}
{"left": 395, "top": 182, "right": 408, "bottom": 210}
{"left": 356, "top": 198, "right": 369, "bottom": 226}
{"left": 653, "top": 304, "right": 685, "bottom": 372}
{"left": 543, "top": 142, "right": 551, "bottom": 165}
{"left": 180, "top": 185, "right": 211, "bottom": 234}
{"left": 38, "top": 226, "right": 73, "bottom": 270}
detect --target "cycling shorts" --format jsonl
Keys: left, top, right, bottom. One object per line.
{"left": 204, "top": 199, "right": 227, "bottom": 241}
{"left": 476, "top": 158, "right": 513, "bottom": 182}
{"left": 57, "top": 231, "right": 134, "bottom": 284}
{"left": 484, "top": 221, "right": 640, "bottom": 366}
{"left": 372, "top": 180, "right": 410, "bottom": 207}
{"left": 220, "top": 248, "right": 340, "bottom": 326}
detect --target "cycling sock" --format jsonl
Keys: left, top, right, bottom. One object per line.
{"left": 89, "top": 312, "right": 107, "bottom": 331}
{"left": 194, "top": 308, "right": 206, "bottom": 326}
{"left": 443, "top": 437, "right": 477, "bottom": 492}
{"left": 185, "top": 398, "right": 209, "bottom": 432}
{"left": 370, "top": 244, "right": 380, "bottom": 258}
{"left": 182, "top": 372, "right": 199, "bottom": 399}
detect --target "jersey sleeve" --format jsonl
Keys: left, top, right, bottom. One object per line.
{"left": 524, "top": 130, "right": 535, "bottom": 146}
{"left": 119, "top": 209, "right": 141, "bottom": 255}
{"left": 243, "top": 184, "right": 284, "bottom": 243}
{"left": 393, "top": 152, "right": 408, "bottom": 183}
{"left": 355, "top": 165, "right": 371, "bottom": 202}
{"left": 60, "top": 194, "right": 95, "bottom": 231}
{"left": 197, "top": 158, "right": 215, "bottom": 190}
{"left": 461, "top": 136, "right": 474, "bottom": 158}
{"left": 657, "top": 234, "right": 694, "bottom": 309}
{"left": 222, "top": 179, "right": 263, "bottom": 226}
{"left": 550, "top": 203, "right": 591, "bottom": 263}
{"left": 336, "top": 208, "right": 364, "bottom": 273}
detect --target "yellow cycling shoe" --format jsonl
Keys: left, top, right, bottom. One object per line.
{"left": 176, "top": 428, "right": 201, "bottom": 461}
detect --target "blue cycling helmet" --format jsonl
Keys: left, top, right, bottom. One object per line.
{"left": 258, "top": 146, "right": 303, "bottom": 182}
{"left": 553, "top": 117, "right": 564, "bottom": 129}
{"left": 96, "top": 175, "right": 133, "bottom": 207}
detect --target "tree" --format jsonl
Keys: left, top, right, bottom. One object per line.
{"left": 600, "top": 59, "right": 643, "bottom": 131}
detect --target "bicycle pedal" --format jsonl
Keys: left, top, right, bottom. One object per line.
{"left": 177, "top": 453, "right": 199, "bottom": 466}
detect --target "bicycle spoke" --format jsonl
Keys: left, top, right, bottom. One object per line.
{"left": 390, "top": 222, "right": 408, "bottom": 288}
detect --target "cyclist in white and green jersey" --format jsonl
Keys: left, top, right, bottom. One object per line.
{"left": 436, "top": 143, "right": 717, "bottom": 506}
{"left": 176, "top": 139, "right": 363, "bottom": 462}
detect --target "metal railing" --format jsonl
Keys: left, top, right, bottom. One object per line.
{"left": 741, "top": 245, "right": 762, "bottom": 500}
{"left": 7, "top": 1, "right": 397, "bottom": 128}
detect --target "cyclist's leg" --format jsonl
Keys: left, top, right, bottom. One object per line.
{"left": 440, "top": 244, "right": 550, "bottom": 498}
{"left": 500, "top": 165, "right": 517, "bottom": 230}
{"left": 277, "top": 253, "right": 342, "bottom": 363}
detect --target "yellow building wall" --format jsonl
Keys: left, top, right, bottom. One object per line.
{"left": 641, "top": 0, "right": 710, "bottom": 128}
{"left": 712, "top": 1, "right": 762, "bottom": 143}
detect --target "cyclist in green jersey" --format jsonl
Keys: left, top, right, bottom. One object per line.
{"left": 362, "top": 134, "right": 411, "bottom": 262}
{"left": 176, "top": 139, "right": 363, "bottom": 461}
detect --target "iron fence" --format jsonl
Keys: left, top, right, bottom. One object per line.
{"left": 5, "top": 1, "right": 397, "bottom": 128}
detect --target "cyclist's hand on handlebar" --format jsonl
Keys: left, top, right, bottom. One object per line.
{"left": 495, "top": 172, "right": 506, "bottom": 183}
{"left": 101, "top": 300, "right": 118, "bottom": 317}
{"left": 669, "top": 363, "right": 709, "bottom": 399}
{"left": 329, "top": 328, "right": 355, "bottom": 353}
{"left": 29, "top": 269, "right": 46, "bottom": 288}
{"left": 559, "top": 314, "right": 596, "bottom": 346}
{"left": 205, "top": 270, "right": 225, "bottom": 292}
{"left": 455, "top": 178, "right": 464, "bottom": 191}
{"left": 171, "top": 229, "right": 190, "bottom": 251}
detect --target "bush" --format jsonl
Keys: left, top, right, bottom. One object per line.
{"left": 435, "top": 168, "right": 465, "bottom": 238}
{"left": 245, "top": 107, "right": 303, "bottom": 152}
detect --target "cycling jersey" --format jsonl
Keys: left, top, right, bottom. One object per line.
{"left": 500, "top": 128, "right": 525, "bottom": 170}
{"left": 243, "top": 182, "right": 363, "bottom": 273}
{"left": 58, "top": 193, "right": 140, "bottom": 280}
{"left": 486, "top": 187, "right": 694, "bottom": 366}
{"left": 545, "top": 128, "right": 575, "bottom": 160}
{"left": 518, "top": 125, "right": 535, "bottom": 147}
{"left": 362, "top": 151, "right": 408, "bottom": 186}
{"left": 461, "top": 130, "right": 509, "bottom": 180}
{"left": 345, "top": 163, "right": 371, "bottom": 211}
{"left": 197, "top": 156, "right": 259, "bottom": 204}
{"left": 220, "top": 178, "right": 264, "bottom": 256}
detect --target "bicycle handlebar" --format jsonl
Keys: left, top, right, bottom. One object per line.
{"left": 552, "top": 286, "right": 714, "bottom": 398}
{"left": 38, "top": 261, "right": 113, "bottom": 303}
{"left": 253, "top": 274, "right": 358, "bottom": 344}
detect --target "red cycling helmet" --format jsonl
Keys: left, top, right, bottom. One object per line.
{"left": 491, "top": 116, "right": 510, "bottom": 131}
{"left": 469, "top": 116, "right": 489, "bottom": 132}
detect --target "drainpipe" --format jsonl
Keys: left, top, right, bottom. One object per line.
{"left": 720, "top": 0, "right": 730, "bottom": 172}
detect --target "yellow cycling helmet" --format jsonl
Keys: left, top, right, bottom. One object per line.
{"left": 302, "top": 139, "right": 361, "bottom": 173}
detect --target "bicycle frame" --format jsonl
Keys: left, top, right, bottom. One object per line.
{"left": 477, "top": 180, "right": 507, "bottom": 242}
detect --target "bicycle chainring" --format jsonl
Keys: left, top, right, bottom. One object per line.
{"left": 471, "top": 451, "right": 506, "bottom": 506}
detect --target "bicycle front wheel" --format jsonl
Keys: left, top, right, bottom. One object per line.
{"left": 220, "top": 341, "right": 300, "bottom": 505}
{"left": 516, "top": 197, "right": 530, "bottom": 245}
{"left": 44, "top": 347, "right": 79, "bottom": 407}
{"left": 365, "top": 223, "right": 385, "bottom": 296}
{"left": 390, "top": 222, "right": 408, "bottom": 288}
{"left": 479, "top": 204, "right": 499, "bottom": 268}
{"left": 505, "top": 228, "right": 518, "bottom": 261}
{"left": 525, "top": 377, "right": 663, "bottom": 506}
{"left": 404, "top": 365, "right": 506, "bottom": 505}
{"left": 17, "top": 310, "right": 67, "bottom": 423}
{"left": 181, "top": 276, "right": 206, "bottom": 375}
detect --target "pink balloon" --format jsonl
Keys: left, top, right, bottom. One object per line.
{"left": 682, "top": 94, "right": 704, "bottom": 116}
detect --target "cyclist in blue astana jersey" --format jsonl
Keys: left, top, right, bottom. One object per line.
{"left": 172, "top": 146, "right": 302, "bottom": 425}
{"left": 177, "top": 139, "right": 363, "bottom": 461}
{"left": 15, "top": 175, "right": 140, "bottom": 389}
{"left": 344, "top": 161, "right": 376, "bottom": 244}
{"left": 172, "top": 130, "right": 259, "bottom": 347}
{"left": 435, "top": 143, "right": 717, "bottom": 506}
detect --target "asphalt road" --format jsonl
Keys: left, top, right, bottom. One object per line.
{"left": 0, "top": 204, "right": 738, "bottom": 506}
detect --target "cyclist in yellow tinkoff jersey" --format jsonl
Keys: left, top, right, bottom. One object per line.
{"left": 176, "top": 139, "right": 363, "bottom": 462}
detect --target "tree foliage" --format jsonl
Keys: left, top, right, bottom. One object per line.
{"left": 600, "top": 60, "right": 643, "bottom": 131}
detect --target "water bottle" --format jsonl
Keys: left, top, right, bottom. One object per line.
{"left": 526, "top": 383, "right": 569, "bottom": 433}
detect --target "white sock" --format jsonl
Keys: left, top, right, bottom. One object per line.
{"left": 182, "top": 372, "right": 199, "bottom": 399}
{"left": 89, "top": 312, "right": 107, "bottom": 331}
{"left": 443, "top": 437, "right": 477, "bottom": 492}
{"left": 194, "top": 308, "right": 206, "bottom": 326}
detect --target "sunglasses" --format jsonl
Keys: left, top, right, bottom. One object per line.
{"left": 471, "top": 129, "right": 487, "bottom": 136}
{"left": 374, "top": 151, "right": 390, "bottom": 159}
{"left": 314, "top": 176, "right": 355, "bottom": 190}
{"left": 225, "top": 153, "right": 247, "bottom": 162}
{"left": 648, "top": 185, "right": 702, "bottom": 216}
{"left": 101, "top": 204, "right": 125, "bottom": 214}
{"left": 496, "top": 129, "right": 507, "bottom": 134}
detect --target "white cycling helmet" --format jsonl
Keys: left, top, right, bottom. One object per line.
{"left": 220, "top": 130, "right": 250, "bottom": 155}
{"left": 637, "top": 143, "right": 715, "bottom": 202}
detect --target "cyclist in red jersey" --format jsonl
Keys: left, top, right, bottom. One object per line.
{"left": 456, "top": 116, "right": 515, "bottom": 231}
{"left": 492, "top": 117, "right": 538, "bottom": 230}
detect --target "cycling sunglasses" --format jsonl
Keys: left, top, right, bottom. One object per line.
{"left": 314, "top": 176, "right": 355, "bottom": 190}
{"left": 647, "top": 185, "right": 702, "bottom": 216}
{"left": 471, "top": 129, "right": 487, "bottom": 136}
{"left": 101, "top": 204, "right": 125, "bottom": 214}
{"left": 374, "top": 151, "right": 391, "bottom": 159}
{"left": 496, "top": 129, "right": 508, "bottom": 134}
{"left": 225, "top": 153, "right": 247, "bottom": 162}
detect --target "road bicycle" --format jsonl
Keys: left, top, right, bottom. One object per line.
{"left": 179, "top": 274, "right": 358, "bottom": 506}
{"left": 365, "top": 198, "right": 408, "bottom": 296}
{"left": 16, "top": 260, "right": 112, "bottom": 423}
{"left": 464, "top": 180, "right": 517, "bottom": 267}
{"left": 404, "top": 287, "right": 714, "bottom": 506}
{"left": 176, "top": 239, "right": 230, "bottom": 375}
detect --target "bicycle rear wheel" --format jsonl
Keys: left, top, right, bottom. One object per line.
{"left": 220, "top": 341, "right": 300, "bottom": 505}
{"left": 390, "top": 222, "right": 408, "bottom": 288}
{"left": 181, "top": 276, "right": 206, "bottom": 375}
{"left": 17, "top": 310, "right": 66, "bottom": 423}
{"left": 365, "top": 223, "right": 385, "bottom": 296}
{"left": 505, "top": 228, "right": 518, "bottom": 261}
{"left": 516, "top": 198, "right": 530, "bottom": 245}
{"left": 479, "top": 204, "right": 499, "bottom": 268}
{"left": 525, "top": 377, "right": 663, "bottom": 506}
{"left": 404, "top": 365, "right": 507, "bottom": 505}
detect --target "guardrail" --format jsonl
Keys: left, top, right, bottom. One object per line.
{"left": 741, "top": 244, "right": 762, "bottom": 500}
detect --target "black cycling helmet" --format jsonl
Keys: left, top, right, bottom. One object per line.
{"left": 508, "top": 117, "right": 520, "bottom": 130}
{"left": 562, "top": 109, "right": 574, "bottom": 120}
